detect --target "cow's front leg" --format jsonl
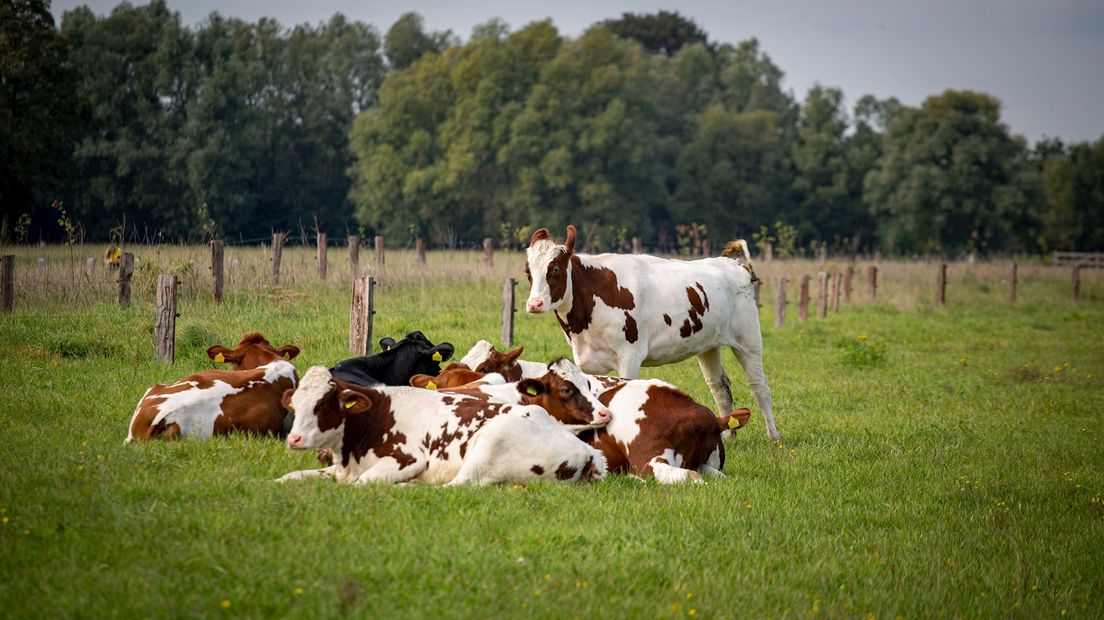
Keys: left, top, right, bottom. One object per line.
{"left": 353, "top": 456, "right": 426, "bottom": 485}
{"left": 696, "top": 347, "right": 735, "bottom": 414}
{"left": 276, "top": 465, "right": 336, "bottom": 483}
{"left": 616, "top": 352, "right": 645, "bottom": 380}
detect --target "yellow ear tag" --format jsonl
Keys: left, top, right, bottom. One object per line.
{"left": 432, "top": 351, "right": 443, "bottom": 362}
{"left": 214, "top": 353, "right": 225, "bottom": 364}
{"left": 526, "top": 386, "right": 538, "bottom": 396}
{"left": 283, "top": 352, "right": 290, "bottom": 360}
{"left": 344, "top": 400, "right": 355, "bottom": 409}
{"left": 386, "top": 345, "right": 392, "bottom": 351}
{"left": 728, "top": 416, "right": 739, "bottom": 430}
{"left": 426, "top": 381, "right": 437, "bottom": 390}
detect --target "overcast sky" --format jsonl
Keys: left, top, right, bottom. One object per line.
{"left": 51, "top": 0, "right": 1104, "bottom": 144}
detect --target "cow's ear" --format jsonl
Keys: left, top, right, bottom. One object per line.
{"left": 409, "top": 374, "right": 434, "bottom": 388}
{"left": 339, "top": 389, "right": 372, "bottom": 414}
{"left": 443, "top": 362, "right": 467, "bottom": 371}
{"left": 502, "top": 346, "right": 525, "bottom": 365}
{"left": 430, "top": 343, "right": 454, "bottom": 363}
{"left": 281, "top": 388, "right": 295, "bottom": 412}
{"left": 207, "top": 345, "right": 236, "bottom": 365}
{"left": 277, "top": 345, "right": 300, "bottom": 361}
{"left": 564, "top": 225, "right": 576, "bottom": 255}
{"left": 530, "top": 228, "right": 550, "bottom": 246}
{"left": 378, "top": 337, "right": 397, "bottom": 351}
{"left": 517, "top": 379, "right": 546, "bottom": 398}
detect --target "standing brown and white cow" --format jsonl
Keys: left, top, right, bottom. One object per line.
{"left": 126, "top": 332, "right": 300, "bottom": 442}
{"left": 523, "top": 225, "right": 780, "bottom": 441}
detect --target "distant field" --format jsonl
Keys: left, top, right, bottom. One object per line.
{"left": 0, "top": 246, "right": 1101, "bottom": 617}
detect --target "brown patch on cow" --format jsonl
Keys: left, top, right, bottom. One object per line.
{"left": 555, "top": 460, "right": 577, "bottom": 480}
{"left": 546, "top": 250, "right": 571, "bottom": 304}
{"left": 587, "top": 383, "right": 725, "bottom": 480}
{"left": 596, "top": 381, "right": 628, "bottom": 405}
{"left": 335, "top": 389, "right": 416, "bottom": 469}
{"left": 419, "top": 389, "right": 506, "bottom": 460}
{"left": 679, "top": 286, "right": 708, "bottom": 338}
{"left": 208, "top": 331, "right": 300, "bottom": 370}
{"left": 663, "top": 314, "right": 672, "bottom": 326}
{"left": 622, "top": 311, "right": 638, "bottom": 343}
{"left": 557, "top": 257, "right": 636, "bottom": 336}
{"left": 410, "top": 365, "right": 487, "bottom": 389}
{"left": 577, "top": 455, "right": 602, "bottom": 482}
{"left": 530, "top": 465, "right": 545, "bottom": 475}
{"left": 472, "top": 346, "right": 525, "bottom": 381}
{"left": 128, "top": 367, "right": 290, "bottom": 441}
{"left": 518, "top": 371, "right": 597, "bottom": 425}
{"left": 695, "top": 282, "right": 710, "bottom": 310}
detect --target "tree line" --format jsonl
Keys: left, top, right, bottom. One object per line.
{"left": 2, "top": 1, "right": 1101, "bottom": 254}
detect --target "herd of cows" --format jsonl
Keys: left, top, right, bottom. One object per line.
{"left": 126, "top": 226, "right": 780, "bottom": 485}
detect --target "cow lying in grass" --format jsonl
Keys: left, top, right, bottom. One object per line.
{"left": 277, "top": 364, "right": 608, "bottom": 486}
{"left": 330, "top": 331, "right": 454, "bottom": 386}
{"left": 454, "top": 341, "right": 750, "bottom": 483}
{"left": 127, "top": 332, "right": 300, "bottom": 442}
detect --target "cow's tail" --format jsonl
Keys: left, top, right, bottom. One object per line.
{"left": 717, "top": 407, "right": 752, "bottom": 438}
{"left": 722, "top": 239, "right": 759, "bottom": 283}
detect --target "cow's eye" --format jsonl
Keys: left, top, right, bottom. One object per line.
{"left": 550, "top": 266, "right": 560, "bottom": 276}
{"left": 559, "top": 386, "right": 575, "bottom": 397}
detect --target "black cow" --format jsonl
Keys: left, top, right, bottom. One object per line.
{"left": 281, "top": 331, "right": 454, "bottom": 434}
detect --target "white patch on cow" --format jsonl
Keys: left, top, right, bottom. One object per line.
{"left": 601, "top": 380, "right": 655, "bottom": 446}
{"left": 649, "top": 449, "right": 702, "bottom": 484}
{"left": 525, "top": 239, "right": 567, "bottom": 310}
{"left": 287, "top": 366, "right": 344, "bottom": 450}
{"left": 448, "top": 406, "right": 606, "bottom": 486}
{"left": 459, "top": 340, "right": 495, "bottom": 369}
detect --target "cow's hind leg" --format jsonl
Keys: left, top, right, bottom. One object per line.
{"left": 647, "top": 459, "right": 704, "bottom": 485}
{"left": 730, "top": 345, "right": 780, "bottom": 441}
{"left": 696, "top": 347, "right": 735, "bottom": 414}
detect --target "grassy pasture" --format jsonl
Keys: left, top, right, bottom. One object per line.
{"left": 0, "top": 245, "right": 1102, "bottom": 618}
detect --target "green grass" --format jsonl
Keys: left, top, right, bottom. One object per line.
{"left": 0, "top": 255, "right": 1102, "bottom": 618}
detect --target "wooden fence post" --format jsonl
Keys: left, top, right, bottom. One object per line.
{"left": 799, "top": 274, "right": 810, "bottom": 323}
{"left": 416, "top": 238, "right": 426, "bottom": 265}
{"left": 484, "top": 238, "right": 494, "bottom": 268}
{"left": 773, "top": 277, "right": 787, "bottom": 328}
{"left": 1072, "top": 265, "right": 1081, "bottom": 303}
{"left": 818, "top": 245, "right": 828, "bottom": 264}
{"left": 875, "top": 250, "right": 883, "bottom": 264}
{"left": 1, "top": 255, "right": 13, "bottom": 313}
{"left": 375, "top": 235, "right": 385, "bottom": 267}
{"left": 211, "top": 240, "right": 224, "bottom": 304}
{"left": 349, "top": 276, "right": 376, "bottom": 355}
{"left": 831, "top": 272, "right": 843, "bottom": 312}
{"left": 936, "top": 262, "right": 947, "bottom": 307}
{"left": 702, "top": 239, "right": 710, "bottom": 256}
{"left": 632, "top": 237, "right": 642, "bottom": 254}
{"left": 36, "top": 258, "right": 46, "bottom": 277}
{"left": 348, "top": 235, "right": 360, "bottom": 276}
{"left": 844, "top": 266, "right": 853, "bottom": 303}
{"left": 868, "top": 265, "right": 878, "bottom": 302}
{"left": 501, "top": 277, "right": 517, "bottom": 348}
{"left": 85, "top": 257, "right": 96, "bottom": 276}
{"left": 317, "top": 233, "right": 328, "bottom": 280}
{"left": 763, "top": 241, "right": 773, "bottom": 262}
{"left": 154, "top": 275, "right": 178, "bottom": 363}
{"left": 118, "top": 252, "right": 134, "bottom": 308}
{"left": 817, "top": 271, "right": 828, "bottom": 319}
{"left": 1009, "top": 262, "right": 1017, "bottom": 303}
{"left": 271, "top": 232, "right": 286, "bottom": 284}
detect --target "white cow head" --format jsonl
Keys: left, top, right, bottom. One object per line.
{"left": 524, "top": 225, "right": 575, "bottom": 313}
{"left": 283, "top": 366, "right": 367, "bottom": 451}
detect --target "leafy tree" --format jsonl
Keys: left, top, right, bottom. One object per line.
{"left": 864, "top": 90, "right": 1033, "bottom": 254}
{"left": 791, "top": 85, "right": 854, "bottom": 245}
{"left": 1040, "top": 137, "right": 1104, "bottom": 250}
{"left": 384, "top": 12, "right": 452, "bottom": 70}
{"left": 600, "top": 10, "right": 710, "bottom": 56}
{"left": 0, "top": 0, "right": 84, "bottom": 241}
{"left": 60, "top": 0, "right": 196, "bottom": 239}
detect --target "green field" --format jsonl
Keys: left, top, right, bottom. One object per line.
{"left": 1, "top": 248, "right": 1102, "bottom": 617}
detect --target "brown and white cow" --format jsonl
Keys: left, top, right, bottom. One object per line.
{"left": 523, "top": 226, "right": 780, "bottom": 441}
{"left": 277, "top": 366, "right": 606, "bottom": 486}
{"left": 459, "top": 343, "right": 751, "bottom": 483}
{"left": 126, "top": 333, "right": 300, "bottom": 442}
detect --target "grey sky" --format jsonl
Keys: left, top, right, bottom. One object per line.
{"left": 51, "top": 0, "right": 1104, "bottom": 144}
